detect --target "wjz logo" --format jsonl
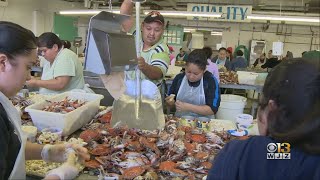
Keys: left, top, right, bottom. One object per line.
{"left": 267, "top": 143, "right": 291, "bottom": 160}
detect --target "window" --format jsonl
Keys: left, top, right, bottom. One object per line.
{"left": 163, "top": 25, "right": 183, "bottom": 46}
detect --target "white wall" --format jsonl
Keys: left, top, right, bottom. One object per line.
{"left": 166, "top": 18, "right": 320, "bottom": 58}
{"left": 222, "top": 23, "right": 320, "bottom": 58}
{"left": 0, "top": 0, "right": 83, "bottom": 36}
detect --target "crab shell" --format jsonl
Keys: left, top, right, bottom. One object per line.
{"left": 139, "top": 137, "right": 161, "bottom": 155}
{"left": 120, "top": 166, "right": 147, "bottom": 179}
{"left": 190, "top": 134, "right": 207, "bottom": 143}
{"left": 184, "top": 142, "right": 197, "bottom": 154}
{"left": 161, "top": 168, "right": 189, "bottom": 177}
{"left": 89, "top": 144, "right": 111, "bottom": 156}
{"left": 98, "top": 111, "right": 112, "bottom": 124}
{"left": 194, "top": 152, "right": 209, "bottom": 161}
{"left": 84, "top": 159, "right": 101, "bottom": 169}
{"left": 79, "top": 129, "right": 101, "bottom": 143}
{"left": 200, "top": 161, "right": 212, "bottom": 169}
{"left": 159, "top": 161, "right": 177, "bottom": 171}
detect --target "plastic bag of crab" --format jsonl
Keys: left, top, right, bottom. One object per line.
{"left": 77, "top": 116, "right": 232, "bottom": 180}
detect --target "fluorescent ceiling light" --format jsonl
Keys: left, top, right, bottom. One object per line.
{"left": 211, "top": 32, "right": 223, "bottom": 36}
{"left": 247, "top": 14, "right": 320, "bottom": 23}
{"left": 144, "top": 10, "right": 221, "bottom": 18}
{"left": 58, "top": 9, "right": 120, "bottom": 15}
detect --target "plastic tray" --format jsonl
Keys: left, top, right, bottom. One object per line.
{"left": 237, "top": 71, "right": 259, "bottom": 85}
{"left": 25, "top": 92, "right": 103, "bottom": 136}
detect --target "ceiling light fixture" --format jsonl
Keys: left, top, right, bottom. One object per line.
{"left": 58, "top": 9, "right": 120, "bottom": 15}
{"left": 144, "top": 10, "right": 222, "bottom": 18}
{"left": 247, "top": 14, "right": 320, "bottom": 23}
{"left": 211, "top": 32, "right": 223, "bottom": 36}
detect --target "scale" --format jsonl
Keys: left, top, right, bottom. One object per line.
{"left": 84, "top": 0, "right": 165, "bottom": 130}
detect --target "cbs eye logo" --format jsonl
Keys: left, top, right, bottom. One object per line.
{"left": 267, "top": 143, "right": 291, "bottom": 159}
{"left": 267, "top": 143, "right": 291, "bottom": 153}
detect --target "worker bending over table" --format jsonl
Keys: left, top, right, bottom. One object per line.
{"left": 166, "top": 49, "right": 221, "bottom": 118}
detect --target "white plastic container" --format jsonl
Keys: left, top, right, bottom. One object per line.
{"left": 216, "top": 95, "right": 247, "bottom": 121}
{"left": 255, "top": 72, "right": 268, "bottom": 86}
{"left": 25, "top": 92, "right": 104, "bottom": 136}
{"left": 236, "top": 114, "right": 253, "bottom": 129}
{"left": 237, "top": 71, "right": 259, "bottom": 85}
{"left": 21, "top": 126, "right": 38, "bottom": 142}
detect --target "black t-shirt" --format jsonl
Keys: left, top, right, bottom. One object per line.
{"left": 169, "top": 71, "right": 221, "bottom": 113}
{"left": 0, "top": 103, "right": 21, "bottom": 180}
{"left": 208, "top": 136, "right": 320, "bottom": 180}
{"left": 261, "top": 58, "right": 281, "bottom": 69}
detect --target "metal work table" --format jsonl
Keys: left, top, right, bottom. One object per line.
{"left": 219, "top": 83, "right": 263, "bottom": 93}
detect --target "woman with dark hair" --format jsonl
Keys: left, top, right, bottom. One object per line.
{"left": 0, "top": 22, "right": 89, "bottom": 180}
{"left": 165, "top": 49, "right": 220, "bottom": 118}
{"left": 203, "top": 46, "right": 219, "bottom": 82}
{"left": 207, "top": 59, "right": 320, "bottom": 179}
{"left": 253, "top": 53, "right": 266, "bottom": 68}
{"left": 176, "top": 48, "right": 187, "bottom": 61}
{"left": 26, "top": 32, "right": 87, "bottom": 94}
{"left": 261, "top": 50, "right": 281, "bottom": 70}
{"left": 61, "top": 40, "right": 71, "bottom": 49}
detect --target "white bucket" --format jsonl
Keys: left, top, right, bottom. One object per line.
{"left": 216, "top": 95, "right": 247, "bottom": 121}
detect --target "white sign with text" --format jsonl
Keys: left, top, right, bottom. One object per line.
{"left": 187, "top": 4, "right": 252, "bottom": 22}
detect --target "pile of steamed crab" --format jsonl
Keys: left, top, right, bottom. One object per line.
{"left": 43, "top": 97, "right": 86, "bottom": 114}
{"left": 10, "top": 95, "right": 34, "bottom": 125}
{"left": 78, "top": 112, "right": 232, "bottom": 180}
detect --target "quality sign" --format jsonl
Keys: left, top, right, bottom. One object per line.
{"left": 187, "top": 4, "right": 252, "bottom": 22}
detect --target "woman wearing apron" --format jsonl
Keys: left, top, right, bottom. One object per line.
{"left": 0, "top": 22, "right": 89, "bottom": 180}
{"left": 165, "top": 49, "right": 221, "bottom": 118}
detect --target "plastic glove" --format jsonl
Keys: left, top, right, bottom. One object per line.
{"left": 45, "top": 150, "right": 79, "bottom": 180}
{"left": 41, "top": 143, "right": 90, "bottom": 163}
{"left": 165, "top": 94, "right": 176, "bottom": 106}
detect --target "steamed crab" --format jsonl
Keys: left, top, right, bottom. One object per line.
{"left": 89, "top": 144, "right": 111, "bottom": 156}
{"left": 139, "top": 137, "right": 161, "bottom": 155}
{"left": 159, "top": 161, "right": 189, "bottom": 177}
{"left": 170, "top": 139, "right": 185, "bottom": 154}
{"left": 79, "top": 129, "right": 102, "bottom": 143}
{"left": 119, "top": 166, "right": 148, "bottom": 180}
{"left": 205, "top": 132, "right": 224, "bottom": 144}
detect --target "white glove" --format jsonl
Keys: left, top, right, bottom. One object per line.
{"left": 41, "top": 143, "right": 90, "bottom": 163}
{"left": 46, "top": 151, "right": 80, "bottom": 180}
{"left": 41, "top": 144, "right": 67, "bottom": 162}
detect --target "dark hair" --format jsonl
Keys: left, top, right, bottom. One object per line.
{"left": 236, "top": 50, "right": 243, "bottom": 56}
{"left": 218, "top": 47, "right": 227, "bottom": 52}
{"left": 0, "top": 21, "right": 37, "bottom": 66}
{"left": 186, "top": 49, "right": 208, "bottom": 71}
{"left": 269, "top": 50, "right": 273, "bottom": 53}
{"left": 62, "top": 40, "right": 71, "bottom": 49}
{"left": 202, "top": 46, "right": 212, "bottom": 59}
{"left": 259, "top": 59, "right": 320, "bottom": 154}
{"left": 37, "top": 32, "right": 62, "bottom": 49}
{"left": 226, "top": 49, "right": 231, "bottom": 54}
